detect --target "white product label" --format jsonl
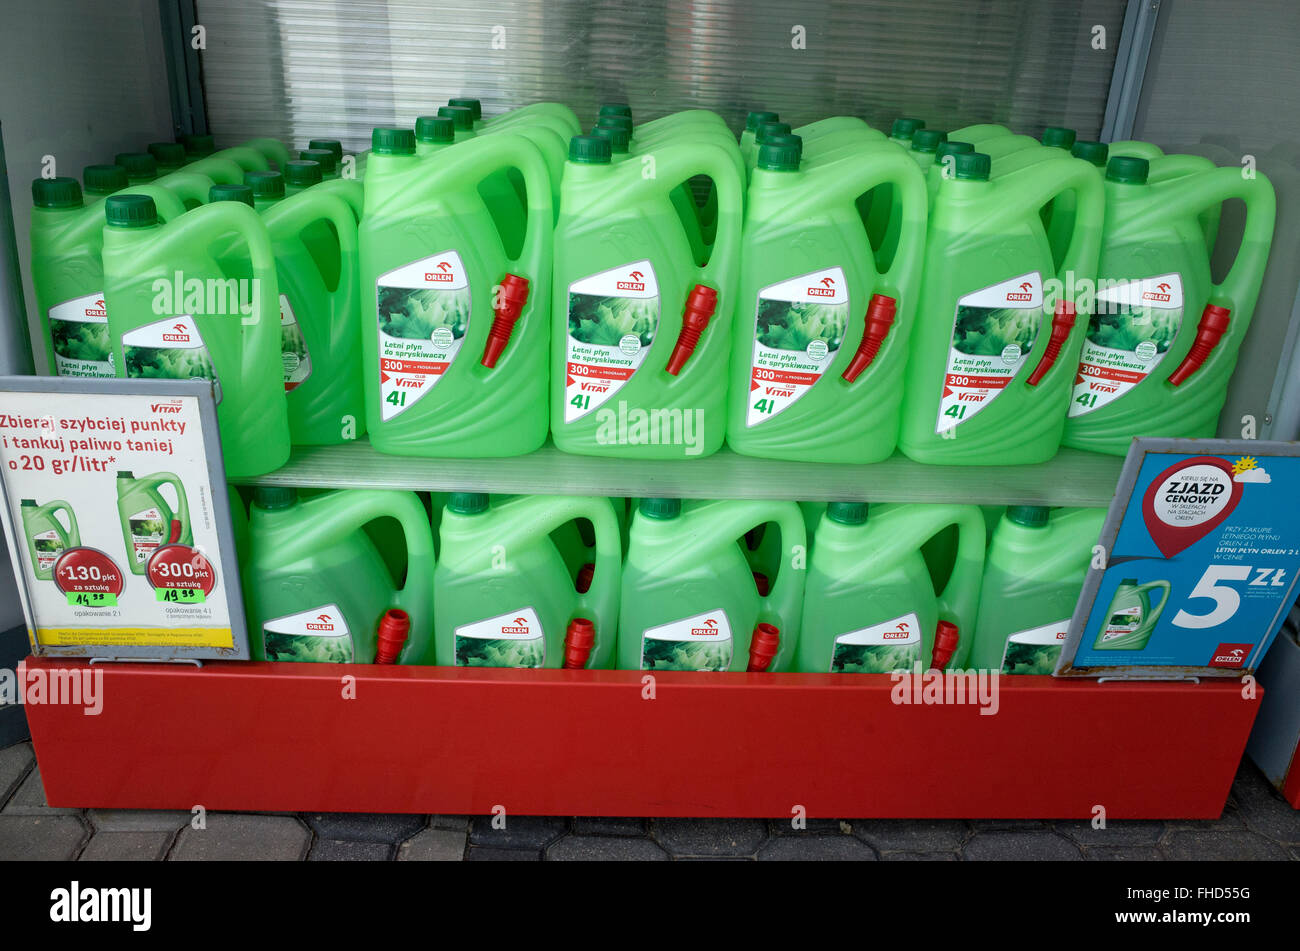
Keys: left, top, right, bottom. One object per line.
{"left": 936, "top": 271, "right": 1042, "bottom": 433}
{"left": 641, "top": 608, "right": 732, "bottom": 671}
{"left": 263, "top": 603, "right": 354, "bottom": 663}
{"left": 830, "top": 611, "right": 922, "bottom": 673}
{"left": 1099, "top": 604, "right": 1143, "bottom": 642}
{"left": 1000, "top": 618, "right": 1070, "bottom": 674}
{"left": 32, "top": 528, "right": 63, "bottom": 573}
{"left": 120, "top": 315, "right": 222, "bottom": 404}
{"left": 454, "top": 606, "right": 545, "bottom": 668}
{"left": 375, "top": 251, "right": 470, "bottom": 420}
{"left": 48, "top": 291, "right": 114, "bottom": 378}
{"left": 279, "top": 294, "right": 312, "bottom": 391}
{"left": 747, "top": 267, "right": 848, "bottom": 427}
{"left": 564, "top": 261, "right": 659, "bottom": 422}
{"left": 127, "top": 506, "right": 165, "bottom": 565}
{"left": 1070, "top": 273, "right": 1184, "bottom": 417}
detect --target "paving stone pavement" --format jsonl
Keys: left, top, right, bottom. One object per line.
{"left": 0, "top": 741, "right": 1296, "bottom": 861}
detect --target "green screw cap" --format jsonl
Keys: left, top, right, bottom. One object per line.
{"left": 245, "top": 170, "right": 284, "bottom": 200}
{"left": 147, "top": 142, "right": 187, "bottom": 168}
{"left": 1072, "top": 140, "right": 1109, "bottom": 167}
{"left": 104, "top": 194, "right": 158, "bottom": 227}
{"left": 757, "top": 135, "right": 802, "bottom": 171}
{"left": 436, "top": 105, "right": 474, "bottom": 131}
{"left": 755, "top": 121, "right": 792, "bottom": 145}
{"left": 253, "top": 486, "right": 298, "bottom": 510}
{"left": 954, "top": 152, "right": 992, "bottom": 181}
{"left": 20, "top": 499, "right": 35, "bottom": 507}
{"left": 745, "top": 110, "right": 780, "bottom": 132}
{"left": 1120, "top": 577, "right": 1139, "bottom": 586}
{"left": 448, "top": 492, "right": 489, "bottom": 515}
{"left": 639, "top": 497, "right": 682, "bottom": 520}
{"left": 31, "top": 177, "right": 83, "bottom": 209}
{"left": 114, "top": 152, "right": 157, "bottom": 181}
{"left": 209, "top": 183, "right": 254, "bottom": 206}
{"left": 827, "top": 501, "right": 868, "bottom": 525}
{"left": 448, "top": 98, "right": 482, "bottom": 121}
{"left": 1106, "top": 155, "right": 1149, "bottom": 184}
{"left": 116, "top": 471, "right": 133, "bottom": 479}
{"left": 283, "top": 160, "right": 323, "bottom": 187}
{"left": 1042, "top": 126, "right": 1077, "bottom": 149}
{"left": 180, "top": 133, "right": 215, "bottom": 157}
{"left": 911, "top": 129, "right": 948, "bottom": 153}
{"left": 568, "top": 134, "right": 611, "bottom": 165}
{"left": 595, "top": 114, "right": 634, "bottom": 133}
{"left": 308, "top": 139, "right": 343, "bottom": 162}
{"left": 83, "top": 164, "right": 129, "bottom": 195}
{"left": 371, "top": 127, "right": 416, "bottom": 156}
{"left": 890, "top": 117, "right": 926, "bottom": 140}
{"left": 599, "top": 103, "right": 632, "bottom": 119}
{"left": 1007, "top": 505, "right": 1050, "bottom": 528}
{"left": 414, "top": 115, "right": 455, "bottom": 144}
{"left": 936, "top": 141, "right": 974, "bottom": 161}
{"left": 591, "top": 124, "right": 630, "bottom": 154}
{"left": 299, "top": 148, "right": 336, "bottom": 175}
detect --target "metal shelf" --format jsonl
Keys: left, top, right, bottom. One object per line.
{"left": 234, "top": 439, "right": 1125, "bottom": 507}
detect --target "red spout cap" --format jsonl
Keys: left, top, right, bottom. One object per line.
{"left": 665, "top": 284, "right": 718, "bottom": 375}
{"left": 375, "top": 608, "right": 410, "bottom": 665}
{"left": 931, "top": 621, "right": 959, "bottom": 670}
{"left": 842, "top": 294, "right": 897, "bottom": 383}
{"left": 168, "top": 519, "right": 182, "bottom": 544}
{"left": 1167, "top": 304, "right": 1231, "bottom": 386}
{"left": 481, "top": 273, "right": 530, "bottom": 368}
{"left": 563, "top": 617, "right": 596, "bottom": 669}
{"left": 747, "top": 623, "right": 780, "bottom": 672}
{"left": 752, "top": 571, "right": 771, "bottom": 597}
{"left": 576, "top": 562, "right": 595, "bottom": 594}
{"left": 1026, "top": 300, "right": 1076, "bottom": 386}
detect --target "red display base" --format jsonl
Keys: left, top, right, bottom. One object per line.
{"left": 23, "top": 657, "right": 1259, "bottom": 818}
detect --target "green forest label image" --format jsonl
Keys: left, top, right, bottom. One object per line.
{"left": 565, "top": 260, "right": 658, "bottom": 423}
{"left": 641, "top": 609, "right": 733, "bottom": 671}
{"left": 375, "top": 251, "right": 470, "bottom": 421}
{"left": 48, "top": 291, "right": 113, "bottom": 378}
{"left": 262, "top": 604, "right": 354, "bottom": 663}
{"left": 1070, "top": 273, "right": 1184, "bottom": 417}
{"left": 831, "top": 612, "right": 922, "bottom": 673}
{"left": 936, "top": 272, "right": 1042, "bottom": 433}
{"left": 31, "top": 529, "right": 64, "bottom": 573}
{"left": 127, "top": 506, "right": 165, "bottom": 566}
{"left": 120, "top": 315, "right": 222, "bottom": 404}
{"left": 1000, "top": 618, "right": 1070, "bottom": 674}
{"left": 455, "top": 607, "right": 545, "bottom": 667}
{"left": 279, "top": 294, "right": 312, "bottom": 391}
{"left": 748, "top": 267, "right": 847, "bottom": 427}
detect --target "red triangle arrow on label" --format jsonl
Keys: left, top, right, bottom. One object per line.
{"left": 750, "top": 378, "right": 760, "bottom": 391}
{"left": 942, "top": 386, "right": 953, "bottom": 398}
{"left": 566, "top": 375, "right": 574, "bottom": 386}
{"left": 1074, "top": 372, "right": 1085, "bottom": 385}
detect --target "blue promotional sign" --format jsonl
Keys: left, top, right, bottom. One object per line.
{"left": 1058, "top": 438, "right": 1300, "bottom": 678}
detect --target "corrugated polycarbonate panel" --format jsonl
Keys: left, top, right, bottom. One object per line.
{"left": 195, "top": 0, "right": 1126, "bottom": 152}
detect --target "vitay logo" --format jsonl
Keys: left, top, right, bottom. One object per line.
{"left": 161, "top": 322, "right": 190, "bottom": 343}
{"left": 85, "top": 298, "right": 107, "bottom": 317}
{"left": 1143, "top": 281, "right": 1173, "bottom": 302}
{"left": 424, "top": 261, "right": 455, "bottom": 282}
{"left": 617, "top": 269, "right": 646, "bottom": 292}
{"left": 1209, "top": 643, "right": 1252, "bottom": 668}
{"left": 882, "top": 621, "right": 911, "bottom": 641}
{"left": 807, "top": 275, "right": 836, "bottom": 298}
{"left": 1006, "top": 281, "right": 1034, "bottom": 302}
{"left": 691, "top": 618, "right": 720, "bottom": 636}
{"left": 305, "top": 613, "right": 336, "bottom": 631}
{"left": 501, "top": 616, "right": 530, "bottom": 635}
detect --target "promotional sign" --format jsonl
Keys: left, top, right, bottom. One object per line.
{"left": 0, "top": 377, "right": 248, "bottom": 660}
{"left": 1058, "top": 438, "right": 1300, "bottom": 678}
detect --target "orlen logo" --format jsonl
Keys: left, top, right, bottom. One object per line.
{"left": 85, "top": 298, "right": 107, "bottom": 318}
{"left": 882, "top": 622, "right": 911, "bottom": 641}
{"left": 1209, "top": 643, "right": 1252, "bottom": 668}
{"left": 161, "top": 322, "right": 190, "bottom": 343}
{"left": 691, "top": 617, "right": 720, "bottom": 636}
{"left": 501, "top": 616, "right": 531, "bottom": 635}
{"left": 1142, "top": 281, "right": 1172, "bottom": 302}
{"left": 424, "top": 261, "right": 455, "bottom": 282}
{"left": 1006, "top": 281, "right": 1034, "bottom": 302}
{"left": 305, "top": 613, "right": 336, "bottom": 631}
{"left": 617, "top": 269, "right": 646, "bottom": 292}
{"left": 807, "top": 275, "right": 836, "bottom": 298}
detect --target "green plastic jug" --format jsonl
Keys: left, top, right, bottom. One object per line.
{"left": 30, "top": 174, "right": 216, "bottom": 377}
{"left": 969, "top": 505, "right": 1104, "bottom": 673}
{"left": 797, "top": 502, "right": 985, "bottom": 673}
{"left": 360, "top": 128, "right": 552, "bottom": 457}
{"left": 1092, "top": 577, "right": 1171, "bottom": 651}
{"left": 948, "top": 123, "right": 1012, "bottom": 145}
{"left": 552, "top": 134, "right": 742, "bottom": 459}
{"left": 148, "top": 142, "right": 188, "bottom": 175}
{"left": 434, "top": 492, "right": 621, "bottom": 669}
{"left": 102, "top": 194, "right": 290, "bottom": 478}
{"left": 726, "top": 134, "right": 927, "bottom": 463}
{"left": 243, "top": 170, "right": 363, "bottom": 445}
{"left": 281, "top": 161, "right": 364, "bottom": 292}
{"left": 115, "top": 470, "right": 192, "bottom": 575}
{"left": 20, "top": 499, "right": 80, "bottom": 581}
{"left": 739, "top": 110, "right": 781, "bottom": 165}
{"left": 898, "top": 151, "right": 1104, "bottom": 464}
{"left": 619, "top": 498, "right": 806, "bottom": 672}
{"left": 1062, "top": 157, "right": 1275, "bottom": 453}
{"left": 243, "top": 487, "right": 434, "bottom": 663}
{"left": 479, "top": 115, "right": 568, "bottom": 258}
{"left": 227, "top": 484, "right": 249, "bottom": 563}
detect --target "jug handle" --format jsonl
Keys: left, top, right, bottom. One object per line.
{"left": 1139, "top": 580, "right": 1171, "bottom": 620}
{"left": 261, "top": 191, "right": 359, "bottom": 322}
{"left": 147, "top": 473, "right": 190, "bottom": 538}
{"left": 389, "top": 494, "right": 437, "bottom": 665}
{"left": 752, "top": 504, "right": 809, "bottom": 672}
{"left": 212, "top": 146, "right": 270, "bottom": 173}
{"left": 316, "top": 179, "right": 365, "bottom": 223}
{"left": 180, "top": 157, "right": 246, "bottom": 186}
{"left": 1149, "top": 154, "right": 1214, "bottom": 182}
{"left": 243, "top": 138, "right": 293, "bottom": 170}
{"left": 932, "top": 506, "right": 987, "bottom": 669}
{"left": 47, "top": 501, "right": 80, "bottom": 547}
{"left": 113, "top": 176, "right": 212, "bottom": 225}
{"left": 153, "top": 171, "right": 223, "bottom": 212}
